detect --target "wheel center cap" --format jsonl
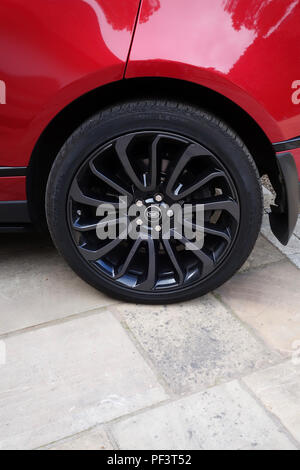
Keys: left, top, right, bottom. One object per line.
{"left": 144, "top": 205, "right": 161, "bottom": 222}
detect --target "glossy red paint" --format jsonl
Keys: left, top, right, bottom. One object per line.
{"left": 0, "top": 177, "right": 27, "bottom": 201}
{"left": 1, "top": 0, "right": 300, "bottom": 206}
{"left": 0, "top": 0, "right": 140, "bottom": 171}
{"left": 126, "top": 0, "right": 300, "bottom": 145}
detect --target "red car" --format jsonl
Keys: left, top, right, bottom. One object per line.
{"left": 0, "top": 0, "right": 299, "bottom": 303}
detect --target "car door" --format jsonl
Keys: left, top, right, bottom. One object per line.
{"left": 0, "top": 0, "right": 140, "bottom": 201}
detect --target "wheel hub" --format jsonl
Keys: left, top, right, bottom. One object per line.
{"left": 144, "top": 204, "right": 162, "bottom": 222}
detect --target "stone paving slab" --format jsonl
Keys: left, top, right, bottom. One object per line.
{"left": 295, "top": 220, "right": 300, "bottom": 239}
{"left": 115, "top": 295, "right": 278, "bottom": 394}
{"left": 262, "top": 186, "right": 300, "bottom": 270}
{"left": 263, "top": 185, "right": 300, "bottom": 241}
{"left": 41, "top": 426, "right": 113, "bottom": 450}
{"left": 289, "top": 253, "right": 300, "bottom": 268}
{"left": 0, "top": 311, "right": 167, "bottom": 450}
{"left": 111, "top": 380, "right": 296, "bottom": 450}
{"left": 0, "top": 196, "right": 300, "bottom": 450}
{"left": 217, "top": 261, "right": 300, "bottom": 357}
{"left": 0, "top": 234, "right": 114, "bottom": 335}
{"left": 240, "top": 235, "right": 284, "bottom": 272}
{"left": 244, "top": 361, "right": 300, "bottom": 443}
{"left": 261, "top": 214, "right": 300, "bottom": 260}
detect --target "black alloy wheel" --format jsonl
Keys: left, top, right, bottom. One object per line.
{"left": 67, "top": 131, "right": 240, "bottom": 292}
{"left": 46, "top": 101, "right": 263, "bottom": 303}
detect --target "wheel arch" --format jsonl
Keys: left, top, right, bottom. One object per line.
{"left": 27, "top": 76, "right": 279, "bottom": 227}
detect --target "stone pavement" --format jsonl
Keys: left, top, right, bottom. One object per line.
{"left": 0, "top": 191, "right": 299, "bottom": 450}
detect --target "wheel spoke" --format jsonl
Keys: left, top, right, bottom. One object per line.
{"left": 72, "top": 212, "right": 122, "bottom": 232}
{"left": 89, "top": 160, "right": 133, "bottom": 200}
{"left": 115, "top": 135, "right": 147, "bottom": 191}
{"left": 95, "top": 216, "right": 126, "bottom": 230}
{"left": 191, "top": 196, "right": 240, "bottom": 221}
{"left": 171, "top": 229, "right": 215, "bottom": 277}
{"left": 148, "top": 135, "right": 160, "bottom": 191}
{"left": 184, "top": 220, "right": 231, "bottom": 244}
{"left": 166, "top": 143, "right": 211, "bottom": 199}
{"left": 170, "top": 169, "right": 226, "bottom": 201}
{"left": 69, "top": 179, "right": 119, "bottom": 209}
{"left": 114, "top": 237, "right": 142, "bottom": 279}
{"left": 78, "top": 237, "right": 124, "bottom": 261}
{"left": 72, "top": 220, "right": 98, "bottom": 232}
{"left": 163, "top": 239, "right": 184, "bottom": 285}
{"left": 135, "top": 238, "right": 157, "bottom": 290}
{"left": 77, "top": 216, "right": 128, "bottom": 260}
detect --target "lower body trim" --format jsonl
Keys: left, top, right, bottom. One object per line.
{"left": 0, "top": 201, "right": 31, "bottom": 224}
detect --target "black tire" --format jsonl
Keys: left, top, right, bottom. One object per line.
{"left": 46, "top": 100, "right": 263, "bottom": 304}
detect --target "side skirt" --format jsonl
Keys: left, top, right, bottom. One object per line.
{"left": 0, "top": 201, "right": 30, "bottom": 223}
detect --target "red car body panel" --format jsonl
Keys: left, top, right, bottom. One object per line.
{"left": 0, "top": 177, "right": 27, "bottom": 201}
{"left": 0, "top": 0, "right": 140, "bottom": 200}
{"left": 127, "top": 0, "right": 300, "bottom": 146}
{"left": 0, "top": 0, "right": 300, "bottom": 206}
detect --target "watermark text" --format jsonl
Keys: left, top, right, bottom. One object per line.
{"left": 291, "top": 80, "right": 300, "bottom": 104}
{"left": 0, "top": 80, "right": 6, "bottom": 104}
